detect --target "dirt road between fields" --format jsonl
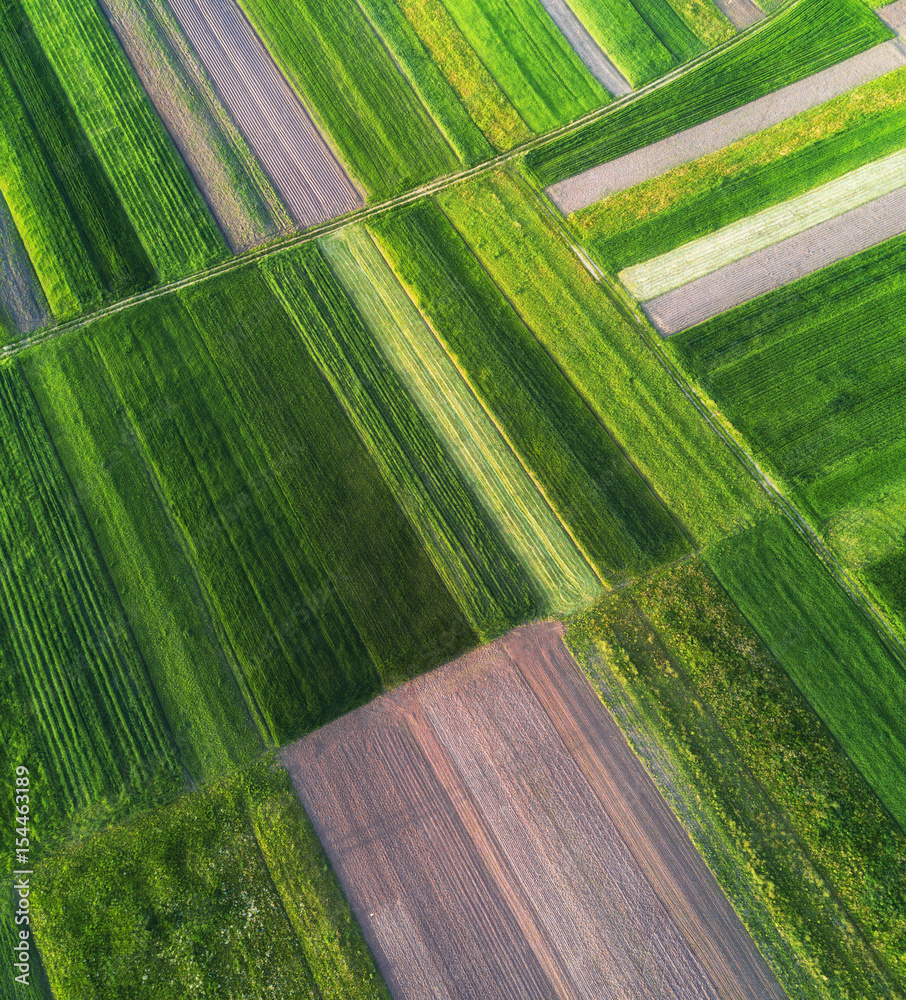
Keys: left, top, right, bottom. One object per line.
{"left": 283, "top": 621, "right": 787, "bottom": 1000}
{"left": 547, "top": 39, "right": 906, "bottom": 213}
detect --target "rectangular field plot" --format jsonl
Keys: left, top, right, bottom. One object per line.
{"left": 165, "top": 0, "right": 362, "bottom": 226}
{"left": 284, "top": 622, "right": 786, "bottom": 1000}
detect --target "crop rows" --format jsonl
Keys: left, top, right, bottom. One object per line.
{"left": 99, "top": 0, "right": 294, "bottom": 250}
{"left": 0, "top": 361, "right": 181, "bottom": 847}
{"left": 167, "top": 0, "right": 363, "bottom": 226}
{"left": 527, "top": 0, "right": 893, "bottom": 186}
{"left": 321, "top": 225, "right": 600, "bottom": 613}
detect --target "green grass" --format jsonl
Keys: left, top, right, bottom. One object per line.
{"left": 437, "top": 169, "right": 770, "bottom": 545}
{"left": 21, "top": 0, "right": 226, "bottom": 281}
{"left": 355, "top": 0, "right": 492, "bottom": 166}
{"left": 435, "top": 0, "right": 610, "bottom": 132}
{"left": 668, "top": 232, "right": 906, "bottom": 524}
{"left": 632, "top": 0, "right": 707, "bottom": 64}
{"left": 665, "top": 0, "right": 734, "bottom": 48}
{"left": 33, "top": 760, "right": 392, "bottom": 1000}
{"left": 707, "top": 515, "right": 906, "bottom": 832}
{"left": 867, "top": 544, "right": 906, "bottom": 639}
{"left": 0, "top": 0, "right": 153, "bottom": 320}
{"left": 567, "top": 558, "right": 906, "bottom": 998}
{"left": 19, "top": 336, "right": 263, "bottom": 785}
{"left": 321, "top": 224, "right": 601, "bottom": 613}
{"left": 263, "top": 241, "right": 535, "bottom": 640}
{"left": 391, "top": 0, "right": 532, "bottom": 150}
{"left": 236, "top": 0, "right": 461, "bottom": 198}
{"left": 526, "top": 0, "right": 893, "bottom": 186}
{"left": 0, "top": 361, "right": 182, "bottom": 854}
{"left": 369, "top": 197, "right": 688, "bottom": 583}
{"left": 578, "top": 66, "right": 906, "bottom": 273}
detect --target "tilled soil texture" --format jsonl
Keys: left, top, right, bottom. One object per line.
{"left": 712, "top": 0, "right": 764, "bottom": 31}
{"left": 165, "top": 0, "right": 362, "bottom": 227}
{"left": 283, "top": 621, "right": 787, "bottom": 1000}
{"left": 0, "top": 189, "right": 48, "bottom": 334}
{"left": 547, "top": 40, "right": 906, "bottom": 213}
{"left": 644, "top": 183, "right": 906, "bottom": 334}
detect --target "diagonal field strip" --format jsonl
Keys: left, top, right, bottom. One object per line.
{"left": 879, "top": 0, "right": 906, "bottom": 36}
{"left": 321, "top": 225, "right": 602, "bottom": 614}
{"left": 166, "top": 0, "right": 363, "bottom": 225}
{"left": 643, "top": 183, "right": 906, "bottom": 334}
{"left": 712, "top": 0, "right": 765, "bottom": 30}
{"left": 546, "top": 39, "right": 906, "bottom": 212}
{"left": 0, "top": 188, "right": 48, "bottom": 334}
{"left": 621, "top": 146, "right": 906, "bottom": 299}
{"left": 535, "top": 0, "right": 632, "bottom": 96}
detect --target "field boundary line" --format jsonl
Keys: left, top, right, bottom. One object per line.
{"left": 0, "top": 0, "right": 806, "bottom": 361}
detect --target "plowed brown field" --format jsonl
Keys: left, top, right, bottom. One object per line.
{"left": 283, "top": 622, "right": 786, "bottom": 1000}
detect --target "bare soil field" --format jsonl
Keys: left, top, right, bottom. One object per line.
{"left": 712, "top": 0, "right": 764, "bottom": 31}
{"left": 283, "top": 621, "right": 787, "bottom": 1000}
{"left": 0, "top": 191, "right": 48, "bottom": 333}
{"left": 879, "top": 0, "right": 906, "bottom": 36}
{"left": 99, "top": 0, "right": 292, "bottom": 250}
{"left": 166, "top": 0, "right": 362, "bottom": 227}
{"left": 537, "top": 0, "right": 632, "bottom": 96}
{"left": 644, "top": 183, "right": 906, "bottom": 334}
{"left": 547, "top": 40, "right": 906, "bottom": 213}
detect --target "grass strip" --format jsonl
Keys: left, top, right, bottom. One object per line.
{"left": 370, "top": 197, "right": 688, "bottom": 582}
{"left": 264, "top": 241, "right": 535, "bottom": 640}
{"left": 437, "top": 169, "right": 768, "bottom": 545}
{"left": 707, "top": 515, "right": 906, "bottom": 832}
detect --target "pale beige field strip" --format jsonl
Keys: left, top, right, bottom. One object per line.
{"left": 99, "top": 0, "right": 291, "bottom": 250}
{"left": 321, "top": 226, "right": 602, "bottom": 614}
{"left": 546, "top": 39, "right": 906, "bottom": 213}
{"left": 0, "top": 190, "right": 48, "bottom": 334}
{"left": 879, "top": 0, "right": 906, "bottom": 37}
{"left": 712, "top": 0, "right": 764, "bottom": 31}
{"left": 622, "top": 147, "right": 906, "bottom": 299}
{"left": 165, "top": 0, "right": 362, "bottom": 225}
{"left": 644, "top": 183, "right": 906, "bottom": 334}
{"left": 283, "top": 621, "right": 787, "bottom": 1000}
{"left": 536, "top": 0, "right": 632, "bottom": 95}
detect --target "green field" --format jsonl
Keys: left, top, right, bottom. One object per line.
{"left": 390, "top": 0, "right": 533, "bottom": 151}
{"left": 707, "top": 516, "right": 906, "bottom": 832}
{"left": 668, "top": 232, "right": 906, "bottom": 528}
{"left": 369, "top": 196, "right": 690, "bottom": 582}
{"left": 428, "top": 0, "right": 609, "bottom": 133}
{"left": 321, "top": 224, "right": 601, "bottom": 613}
{"left": 526, "top": 0, "right": 892, "bottom": 186}
{"left": 236, "top": 0, "right": 466, "bottom": 198}
{"left": 32, "top": 761, "right": 392, "bottom": 1000}
{"left": 567, "top": 558, "right": 906, "bottom": 998}
{"left": 577, "top": 66, "right": 906, "bottom": 274}
{"left": 263, "top": 242, "right": 536, "bottom": 640}
{"left": 436, "top": 169, "right": 770, "bottom": 545}
{"left": 0, "top": 361, "right": 182, "bottom": 851}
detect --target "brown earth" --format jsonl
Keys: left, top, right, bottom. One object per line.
{"left": 282, "top": 621, "right": 787, "bottom": 1000}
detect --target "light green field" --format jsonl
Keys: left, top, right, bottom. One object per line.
{"left": 322, "top": 225, "right": 601, "bottom": 614}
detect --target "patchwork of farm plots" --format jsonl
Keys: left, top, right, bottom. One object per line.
{"left": 4, "top": 0, "right": 906, "bottom": 996}
{"left": 284, "top": 622, "right": 787, "bottom": 1000}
